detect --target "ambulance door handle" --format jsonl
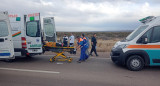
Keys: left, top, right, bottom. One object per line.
{"left": 5, "top": 38, "right": 8, "bottom": 40}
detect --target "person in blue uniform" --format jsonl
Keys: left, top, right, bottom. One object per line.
{"left": 81, "top": 34, "right": 89, "bottom": 60}
{"left": 76, "top": 36, "right": 85, "bottom": 63}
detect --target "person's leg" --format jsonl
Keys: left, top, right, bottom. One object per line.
{"left": 77, "top": 48, "right": 83, "bottom": 63}
{"left": 81, "top": 47, "right": 86, "bottom": 61}
{"left": 93, "top": 46, "right": 98, "bottom": 56}
{"left": 69, "top": 43, "right": 73, "bottom": 47}
{"left": 90, "top": 45, "right": 94, "bottom": 56}
{"left": 85, "top": 48, "right": 89, "bottom": 60}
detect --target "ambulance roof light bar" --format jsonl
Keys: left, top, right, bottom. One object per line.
{"left": 139, "top": 16, "right": 155, "bottom": 24}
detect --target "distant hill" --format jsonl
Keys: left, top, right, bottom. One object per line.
{"left": 57, "top": 31, "right": 131, "bottom": 40}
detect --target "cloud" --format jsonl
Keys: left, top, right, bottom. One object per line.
{"left": 0, "top": 0, "right": 160, "bottom": 31}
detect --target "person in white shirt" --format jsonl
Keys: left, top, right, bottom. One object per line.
{"left": 63, "top": 34, "right": 68, "bottom": 47}
{"left": 69, "top": 33, "right": 74, "bottom": 47}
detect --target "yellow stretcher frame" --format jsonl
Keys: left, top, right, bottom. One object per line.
{"left": 43, "top": 45, "right": 75, "bottom": 63}
{"left": 49, "top": 52, "right": 73, "bottom": 63}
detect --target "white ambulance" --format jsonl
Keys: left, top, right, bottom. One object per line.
{"left": 0, "top": 12, "right": 14, "bottom": 60}
{"left": 9, "top": 13, "right": 43, "bottom": 57}
{"left": 25, "top": 13, "right": 43, "bottom": 56}
{"left": 111, "top": 16, "right": 160, "bottom": 71}
{"left": 9, "top": 14, "right": 27, "bottom": 57}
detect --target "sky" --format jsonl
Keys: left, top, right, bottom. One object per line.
{"left": 0, "top": 0, "right": 160, "bottom": 31}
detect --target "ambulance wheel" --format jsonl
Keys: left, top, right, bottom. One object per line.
{"left": 126, "top": 55, "right": 144, "bottom": 71}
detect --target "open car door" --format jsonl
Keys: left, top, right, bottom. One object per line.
{"left": 43, "top": 17, "right": 57, "bottom": 42}
{"left": 0, "top": 12, "right": 14, "bottom": 59}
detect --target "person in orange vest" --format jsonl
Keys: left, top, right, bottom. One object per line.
{"left": 81, "top": 33, "right": 89, "bottom": 60}
{"left": 76, "top": 36, "right": 85, "bottom": 63}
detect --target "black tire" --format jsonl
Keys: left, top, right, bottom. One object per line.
{"left": 126, "top": 55, "right": 144, "bottom": 71}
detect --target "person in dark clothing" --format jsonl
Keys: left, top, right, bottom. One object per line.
{"left": 63, "top": 34, "right": 68, "bottom": 47}
{"left": 90, "top": 33, "right": 98, "bottom": 56}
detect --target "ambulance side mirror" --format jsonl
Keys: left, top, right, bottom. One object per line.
{"left": 142, "top": 37, "right": 148, "bottom": 44}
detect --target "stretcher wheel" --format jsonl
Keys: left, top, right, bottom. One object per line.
{"left": 50, "top": 58, "right": 55, "bottom": 62}
{"left": 68, "top": 60, "right": 72, "bottom": 63}
{"left": 69, "top": 58, "right": 73, "bottom": 61}
{"left": 50, "top": 58, "right": 53, "bottom": 62}
{"left": 68, "top": 57, "right": 73, "bottom": 63}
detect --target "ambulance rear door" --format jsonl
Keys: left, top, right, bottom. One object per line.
{"left": 25, "top": 13, "right": 43, "bottom": 54}
{"left": 43, "top": 17, "right": 57, "bottom": 42}
{"left": 0, "top": 12, "right": 14, "bottom": 59}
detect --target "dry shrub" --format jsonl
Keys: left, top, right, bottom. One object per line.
{"left": 96, "top": 39, "right": 121, "bottom": 52}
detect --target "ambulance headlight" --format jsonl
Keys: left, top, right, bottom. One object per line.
{"left": 116, "top": 44, "right": 128, "bottom": 49}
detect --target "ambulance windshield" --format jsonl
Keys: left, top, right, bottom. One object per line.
{"left": 126, "top": 25, "right": 148, "bottom": 41}
{"left": 26, "top": 21, "right": 40, "bottom": 37}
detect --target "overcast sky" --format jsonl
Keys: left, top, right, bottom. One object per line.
{"left": 0, "top": 0, "right": 160, "bottom": 31}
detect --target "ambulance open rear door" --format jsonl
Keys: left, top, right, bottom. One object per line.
{"left": 43, "top": 17, "right": 57, "bottom": 42}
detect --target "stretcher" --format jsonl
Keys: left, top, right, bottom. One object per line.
{"left": 43, "top": 42, "right": 76, "bottom": 63}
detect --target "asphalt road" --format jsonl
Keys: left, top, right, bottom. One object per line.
{"left": 0, "top": 55, "right": 160, "bottom": 86}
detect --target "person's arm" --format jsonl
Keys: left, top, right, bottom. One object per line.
{"left": 91, "top": 37, "right": 94, "bottom": 45}
{"left": 76, "top": 45, "right": 81, "bottom": 50}
{"left": 76, "top": 41, "right": 83, "bottom": 50}
{"left": 66, "top": 37, "right": 68, "bottom": 41}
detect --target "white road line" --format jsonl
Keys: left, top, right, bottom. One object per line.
{"left": 0, "top": 68, "right": 60, "bottom": 74}
{"left": 56, "top": 62, "right": 64, "bottom": 64}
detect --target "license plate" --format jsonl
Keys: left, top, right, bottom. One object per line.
{"left": 32, "top": 49, "right": 38, "bottom": 52}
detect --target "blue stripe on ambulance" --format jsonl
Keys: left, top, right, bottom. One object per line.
{"left": 145, "top": 50, "right": 160, "bottom": 66}
{"left": 0, "top": 53, "right": 11, "bottom": 56}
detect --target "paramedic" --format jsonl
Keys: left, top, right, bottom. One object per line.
{"left": 63, "top": 34, "right": 68, "bottom": 47}
{"left": 76, "top": 36, "right": 85, "bottom": 63}
{"left": 69, "top": 33, "right": 74, "bottom": 47}
{"left": 81, "top": 33, "right": 89, "bottom": 60}
{"left": 90, "top": 33, "right": 98, "bottom": 56}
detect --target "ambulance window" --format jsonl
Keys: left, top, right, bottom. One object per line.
{"left": 0, "top": 21, "right": 9, "bottom": 37}
{"left": 126, "top": 25, "right": 148, "bottom": 41}
{"left": 44, "top": 23, "right": 54, "bottom": 37}
{"left": 151, "top": 26, "right": 160, "bottom": 43}
{"left": 26, "top": 21, "right": 40, "bottom": 37}
{"left": 137, "top": 28, "right": 152, "bottom": 43}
